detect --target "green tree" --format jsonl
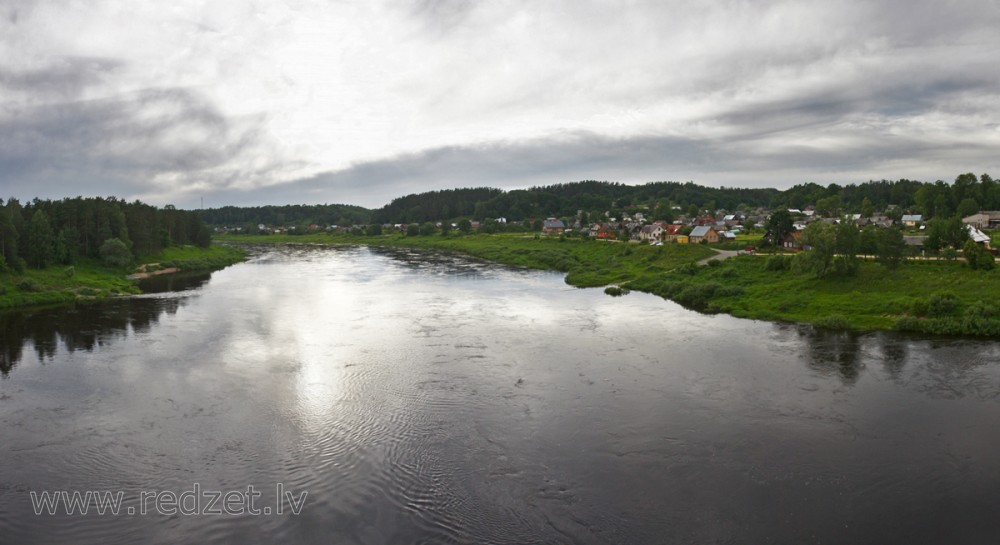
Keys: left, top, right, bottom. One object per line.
{"left": 963, "top": 240, "right": 994, "bottom": 270}
{"left": 833, "top": 220, "right": 860, "bottom": 275}
{"left": 440, "top": 222, "right": 451, "bottom": 236}
{"left": 858, "top": 226, "right": 877, "bottom": 256}
{"left": 406, "top": 223, "right": 419, "bottom": 236}
{"left": 765, "top": 210, "right": 794, "bottom": 246}
{"left": 419, "top": 222, "right": 436, "bottom": 236}
{"left": 99, "top": 237, "right": 132, "bottom": 268}
{"left": 956, "top": 197, "right": 980, "bottom": 218}
{"left": 26, "top": 209, "right": 56, "bottom": 269}
{"left": 816, "top": 195, "right": 843, "bottom": 217}
{"left": 944, "top": 216, "right": 969, "bottom": 250}
{"left": 794, "top": 221, "right": 836, "bottom": 277}
{"left": 457, "top": 219, "right": 472, "bottom": 234}
{"left": 860, "top": 197, "right": 875, "bottom": 218}
{"left": 875, "top": 227, "right": 905, "bottom": 270}
{"left": 365, "top": 224, "right": 383, "bottom": 236}
{"left": 0, "top": 204, "right": 18, "bottom": 263}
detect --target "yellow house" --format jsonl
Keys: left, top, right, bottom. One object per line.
{"left": 676, "top": 235, "right": 689, "bottom": 244}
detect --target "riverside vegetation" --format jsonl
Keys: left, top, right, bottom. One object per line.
{"left": 217, "top": 229, "right": 1000, "bottom": 338}
{"left": 0, "top": 245, "right": 246, "bottom": 310}
{"left": 0, "top": 196, "right": 246, "bottom": 309}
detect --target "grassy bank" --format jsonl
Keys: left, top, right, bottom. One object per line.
{"left": 216, "top": 232, "right": 1000, "bottom": 337}
{"left": 0, "top": 245, "right": 246, "bottom": 310}
{"left": 628, "top": 256, "right": 1000, "bottom": 334}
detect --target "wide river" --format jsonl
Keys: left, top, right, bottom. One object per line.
{"left": 1, "top": 245, "right": 999, "bottom": 544}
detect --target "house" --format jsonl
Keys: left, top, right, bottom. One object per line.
{"left": 689, "top": 225, "right": 719, "bottom": 244}
{"left": 962, "top": 211, "right": 1000, "bottom": 230}
{"left": 721, "top": 231, "right": 737, "bottom": 242}
{"left": 542, "top": 218, "right": 565, "bottom": 235}
{"left": 782, "top": 231, "right": 803, "bottom": 250}
{"left": 857, "top": 215, "right": 894, "bottom": 228}
{"left": 595, "top": 224, "right": 617, "bottom": 239}
{"left": 675, "top": 235, "right": 690, "bottom": 244}
{"left": 966, "top": 224, "right": 992, "bottom": 247}
{"left": 901, "top": 214, "right": 923, "bottom": 227}
{"left": 639, "top": 224, "right": 664, "bottom": 241}
{"left": 662, "top": 224, "right": 685, "bottom": 242}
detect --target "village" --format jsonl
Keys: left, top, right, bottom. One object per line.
{"left": 221, "top": 207, "right": 1000, "bottom": 256}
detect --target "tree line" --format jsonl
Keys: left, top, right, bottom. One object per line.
{"left": 198, "top": 203, "right": 372, "bottom": 229}
{"left": 186, "top": 172, "right": 999, "bottom": 231}
{"left": 0, "top": 197, "right": 211, "bottom": 271}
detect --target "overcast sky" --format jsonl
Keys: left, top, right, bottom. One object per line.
{"left": 2, "top": 1, "right": 998, "bottom": 209}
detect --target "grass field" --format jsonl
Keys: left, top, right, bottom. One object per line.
{"left": 0, "top": 245, "right": 246, "bottom": 310}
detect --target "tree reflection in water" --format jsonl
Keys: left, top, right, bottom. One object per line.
{"left": 0, "top": 297, "right": 186, "bottom": 376}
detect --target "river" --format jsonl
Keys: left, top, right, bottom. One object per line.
{"left": 1, "top": 245, "right": 999, "bottom": 544}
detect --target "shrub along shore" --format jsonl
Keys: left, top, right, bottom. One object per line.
{"left": 217, "top": 232, "right": 1000, "bottom": 338}
{"left": 0, "top": 245, "right": 246, "bottom": 310}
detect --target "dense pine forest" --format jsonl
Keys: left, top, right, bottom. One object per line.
{"left": 198, "top": 173, "right": 997, "bottom": 227}
{"left": 0, "top": 197, "right": 211, "bottom": 271}
{"left": 198, "top": 203, "right": 372, "bottom": 228}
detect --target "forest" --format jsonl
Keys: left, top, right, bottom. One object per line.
{"left": 198, "top": 203, "right": 372, "bottom": 228}
{"left": 0, "top": 196, "right": 211, "bottom": 272}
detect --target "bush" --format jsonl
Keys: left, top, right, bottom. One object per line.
{"left": 675, "top": 263, "right": 700, "bottom": 276}
{"left": 676, "top": 282, "right": 720, "bottom": 309}
{"left": 894, "top": 316, "right": 921, "bottom": 332}
{"left": 815, "top": 314, "right": 851, "bottom": 330}
{"left": 706, "top": 259, "right": 721, "bottom": 267}
{"left": 604, "top": 286, "right": 630, "bottom": 297}
{"left": 927, "top": 292, "right": 958, "bottom": 317}
{"left": 64, "top": 266, "right": 75, "bottom": 278}
{"left": 765, "top": 255, "right": 791, "bottom": 271}
{"left": 17, "top": 278, "right": 41, "bottom": 292}
{"left": 99, "top": 238, "right": 132, "bottom": 268}
{"left": 963, "top": 301, "right": 997, "bottom": 320}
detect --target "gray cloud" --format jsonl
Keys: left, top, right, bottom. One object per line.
{"left": 0, "top": 87, "right": 271, "bottom": 200}
{"left": 1, "top": 1, "right": 998, "bottom": 208}
{"left": 202, "top": 127, "right": 998, "bottom": 209}
{"left": 0, "top": 57, "right": 122, "bottom": 100}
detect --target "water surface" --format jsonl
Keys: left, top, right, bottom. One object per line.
{"left": 2, "top": 245, "right": 999, "bottom": 544}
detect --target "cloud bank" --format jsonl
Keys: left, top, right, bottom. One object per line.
{"left": 2, "top": 0, "right": 998, "bottom": 208}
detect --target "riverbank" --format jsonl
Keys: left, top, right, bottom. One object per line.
{"left": 217, "top": 233, "right": 1000, "bottom": 336}
{"left": 0, "top": 245, "right": 246, "bottom": 310}
{"left": 218, "top": 232, "right": 716, "bottom": 287}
